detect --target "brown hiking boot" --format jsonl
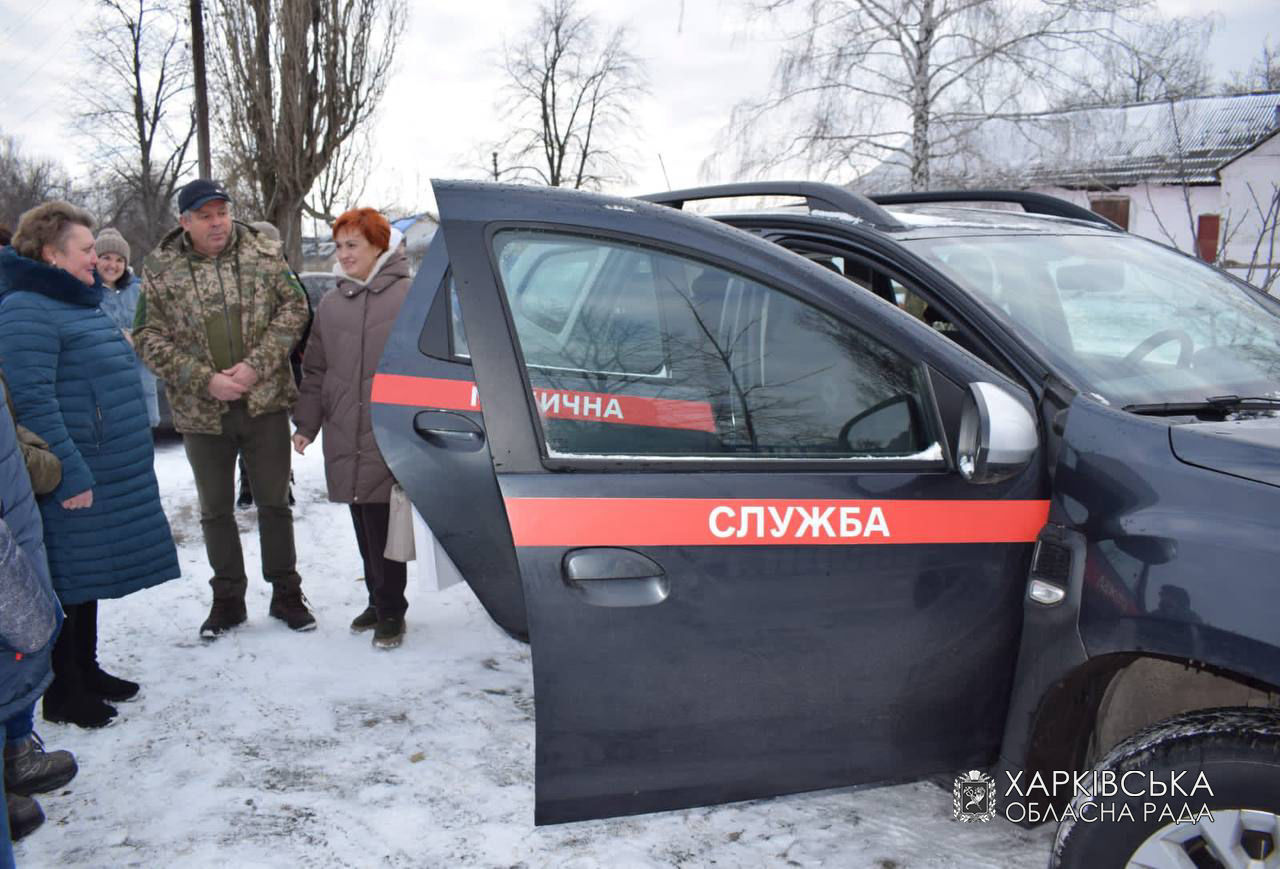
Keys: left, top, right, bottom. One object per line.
{"left": 200, "top": 597, "right": 247, "bottom": 640}
{"left": 269, "top": 586, "right": 316, "bottom": 632}
{"left": 7, "top": 792, "right": 43, "bottom": 840}
{"left": 5, "top": 734, "right": 77, "bottom": 796}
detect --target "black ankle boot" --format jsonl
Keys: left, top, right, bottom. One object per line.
{"left": 42, "top": 604, "right": 118, "bottom": 729}
{"left": 79, "top": 601, "right": 139, "bottom": 702}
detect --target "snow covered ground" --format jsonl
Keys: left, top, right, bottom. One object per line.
{"left": 17, "top": 438, "right": 1055, "bottom": 867}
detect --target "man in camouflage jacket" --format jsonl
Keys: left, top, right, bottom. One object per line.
{"left": 135, "top": 179, "right": 316, "bottom": 638}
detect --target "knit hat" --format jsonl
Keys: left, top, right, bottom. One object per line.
{"left": 95, "top": 228, "right": 130, "bottom": 265}
{"left": 250, "top": 221, "right": 281, "bottom": 241}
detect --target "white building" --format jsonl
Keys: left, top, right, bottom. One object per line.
{"left": 852, "top": 92, "right": 1280, "bottom": 289}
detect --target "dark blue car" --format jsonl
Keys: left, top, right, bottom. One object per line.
{"left": 374, "top": 181, "right": 1280, "bottom": 867}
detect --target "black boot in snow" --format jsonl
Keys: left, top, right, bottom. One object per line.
{"left": 236, "top": 475, "right": 254, "bottom": 508}
{"left": 41, "top": 692, "right": 116, "bottom": 730}
{"left": 4, "top": 734, "right": 77, "bottom": 796}
{"left": 6, "top": 792, "right": 44, "bottom": 840}
{"left": 79, "top": 600, "right": 139, "bottom": 702}
{"left": 268, "top": 586, "right": 316, "bottom": 632}
{"left": 41, "top": 604, "right": 118, "bottom": 729}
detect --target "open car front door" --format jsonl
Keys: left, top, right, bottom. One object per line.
{"left": 415, "top": 181, "right": 1049, "bottom": 824}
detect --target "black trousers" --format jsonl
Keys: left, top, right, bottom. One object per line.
{"left": 350, "top": 503, "right": 408, "bottom": 620}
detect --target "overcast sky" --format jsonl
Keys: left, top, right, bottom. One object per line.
{"left": 0, "top": 0, "right": 1274, "bottom": 221}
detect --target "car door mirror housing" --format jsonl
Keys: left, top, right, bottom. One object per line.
{"left": 956, "top": 382, "right": 1038, "bottom": 483}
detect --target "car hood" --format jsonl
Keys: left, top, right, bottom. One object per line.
{"left": 1169, "top": 416, "right": 1280, "bottom": 488}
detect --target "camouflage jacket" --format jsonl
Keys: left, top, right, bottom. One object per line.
{"left": 135, "top": 222, "right": 309, "bottom": 435}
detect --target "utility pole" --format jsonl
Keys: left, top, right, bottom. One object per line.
{"left": 190, "top": 0, "right": 212, "bottom": 178}
{"left": 492, "top": 151, "right": 500, "bottom": 181}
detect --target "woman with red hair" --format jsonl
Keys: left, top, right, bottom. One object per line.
{"left": 292, "top": 208, "right": 412, "bottom": 648}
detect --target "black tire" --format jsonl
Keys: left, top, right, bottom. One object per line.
{"left": 1052, "top": 706, "right": 1280, "bottom": 869}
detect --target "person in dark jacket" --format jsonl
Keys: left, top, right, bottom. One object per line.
{"left": 0, "top": 201, "right": 180, "bottom": 728}
{"left": 96, "top": 228, "right": 160, "bottom": 428}
{"left": 293, "top": 208, "right": 411, "bottom": 649}
{"left": 0, "top": 383, "right": 75, "bottom": 843}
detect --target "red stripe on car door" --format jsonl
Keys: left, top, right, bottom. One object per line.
{"left": 502, "top": 497, "right": 1050, "bottom": 547}
{"left": 371, "top": 373, "right": 715, "bottom": 433}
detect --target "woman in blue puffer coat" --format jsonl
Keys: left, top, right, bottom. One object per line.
{"left": 0, "top": 201, "right": 180, "bottom": 729}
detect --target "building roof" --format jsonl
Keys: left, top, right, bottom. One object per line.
{"left": 391, "top": 213, "right": 438, "bottom": 233}
{"left": 853, "top": 91, "right": 1280, "bottom": 191}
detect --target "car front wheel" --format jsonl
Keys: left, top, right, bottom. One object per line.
{"left": 1052, "top": 706, "right": 1280, "bottom": 869}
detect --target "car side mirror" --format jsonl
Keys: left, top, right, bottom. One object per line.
{"left": 956, "top": 382, "right": 1038, "bottom": 484}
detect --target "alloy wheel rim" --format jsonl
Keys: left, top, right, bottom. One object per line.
{"left": 1125, "top": 808, "right": 1280, "bottom": 869}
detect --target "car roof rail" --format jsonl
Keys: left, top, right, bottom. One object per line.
{"left": 637, "top": 182, "right": 901, "bottom": 229}
{"left": 868, "top": 190, "right": 1121, "bottom": 229}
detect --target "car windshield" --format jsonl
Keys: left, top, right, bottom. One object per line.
{"left": 904, "top": 233, "right": 1280, "bottom": 407}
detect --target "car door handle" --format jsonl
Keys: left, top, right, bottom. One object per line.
{"left": 412, "top": 410, "right": 485, "bottom": 445}
{"left": 562, "top": 548, "right": 670, "bottom": 608}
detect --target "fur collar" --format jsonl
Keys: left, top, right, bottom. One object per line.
{"left": 0, "top": 246, "right": 103, "bottom": 307}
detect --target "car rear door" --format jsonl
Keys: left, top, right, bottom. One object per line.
{"left": 422, "top": 181, "right": 1050, "bottom": 824}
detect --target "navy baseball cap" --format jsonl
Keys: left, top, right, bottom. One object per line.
{"left": 178, "top": 179, "right": 232, "bottom": 213}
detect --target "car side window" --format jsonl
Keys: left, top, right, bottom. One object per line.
{"left": 493, "top": 230, "right": 936, "bottom": 461}
{"left": 449, "top": 278, "right": 470, "bottom": 359}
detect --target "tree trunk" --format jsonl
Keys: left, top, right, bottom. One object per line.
{"left": 268, "top": 194, "right": 304, "bottom": 268}
{"left": 909, "top": 0, "right": 935, "bottom": 191}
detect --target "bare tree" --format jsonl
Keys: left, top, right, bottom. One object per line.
{"left": 303, "top": 131, "right": 374, "bottom": 225}
{"left": 1226, "top": 39, "right": 1280, "bottom": 94}
{"left": 1232, "top": 183, "right": 1280, "bottom": 293}
{"left": 1059, "top": 13, "right": 1215, "bottom": 107}
{"left": 0, "top": 133, "right": 76, "bottom": 228}
{"left": 492, "top": 0, "right": 647, "bottom": 189}
{"left": 75, "top": 0, "right": 195, "bottom": 257}
{"left": 210, "top": 0, "right": 407, "bottom": 264}
{"left": 717, "top": 0, "right": 1149, "bottom": 190}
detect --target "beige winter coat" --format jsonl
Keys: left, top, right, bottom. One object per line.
{"left": 293, "top": 237, "right": 411, "bottom": 504}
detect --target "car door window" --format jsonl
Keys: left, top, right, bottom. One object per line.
{"left": 448, "top": 279, "right": 470, "bottom": 359}
{"left": 492, "top": 229, "right": 936, "bottom": 461}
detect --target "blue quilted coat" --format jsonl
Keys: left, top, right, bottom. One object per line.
{"left": 0, "top": 383, "right": 61, "bottom": 724}
{"left": 0, "top": 247, "right": 179, "bottom": 604}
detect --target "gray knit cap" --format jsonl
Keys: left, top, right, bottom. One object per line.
{"left": 95, "top": 227, "right": 130, "bottom": 265}
{"left": 250, "top": 221, "right": 281, "bottom": 241}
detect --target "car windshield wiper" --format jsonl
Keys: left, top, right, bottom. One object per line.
{"left": 1123, "top": 395, "right": 1280, "bottom": 416}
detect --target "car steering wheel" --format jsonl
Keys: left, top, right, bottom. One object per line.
{"left": 1124, "top": 328, "right": 1195, "bottom": 368}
